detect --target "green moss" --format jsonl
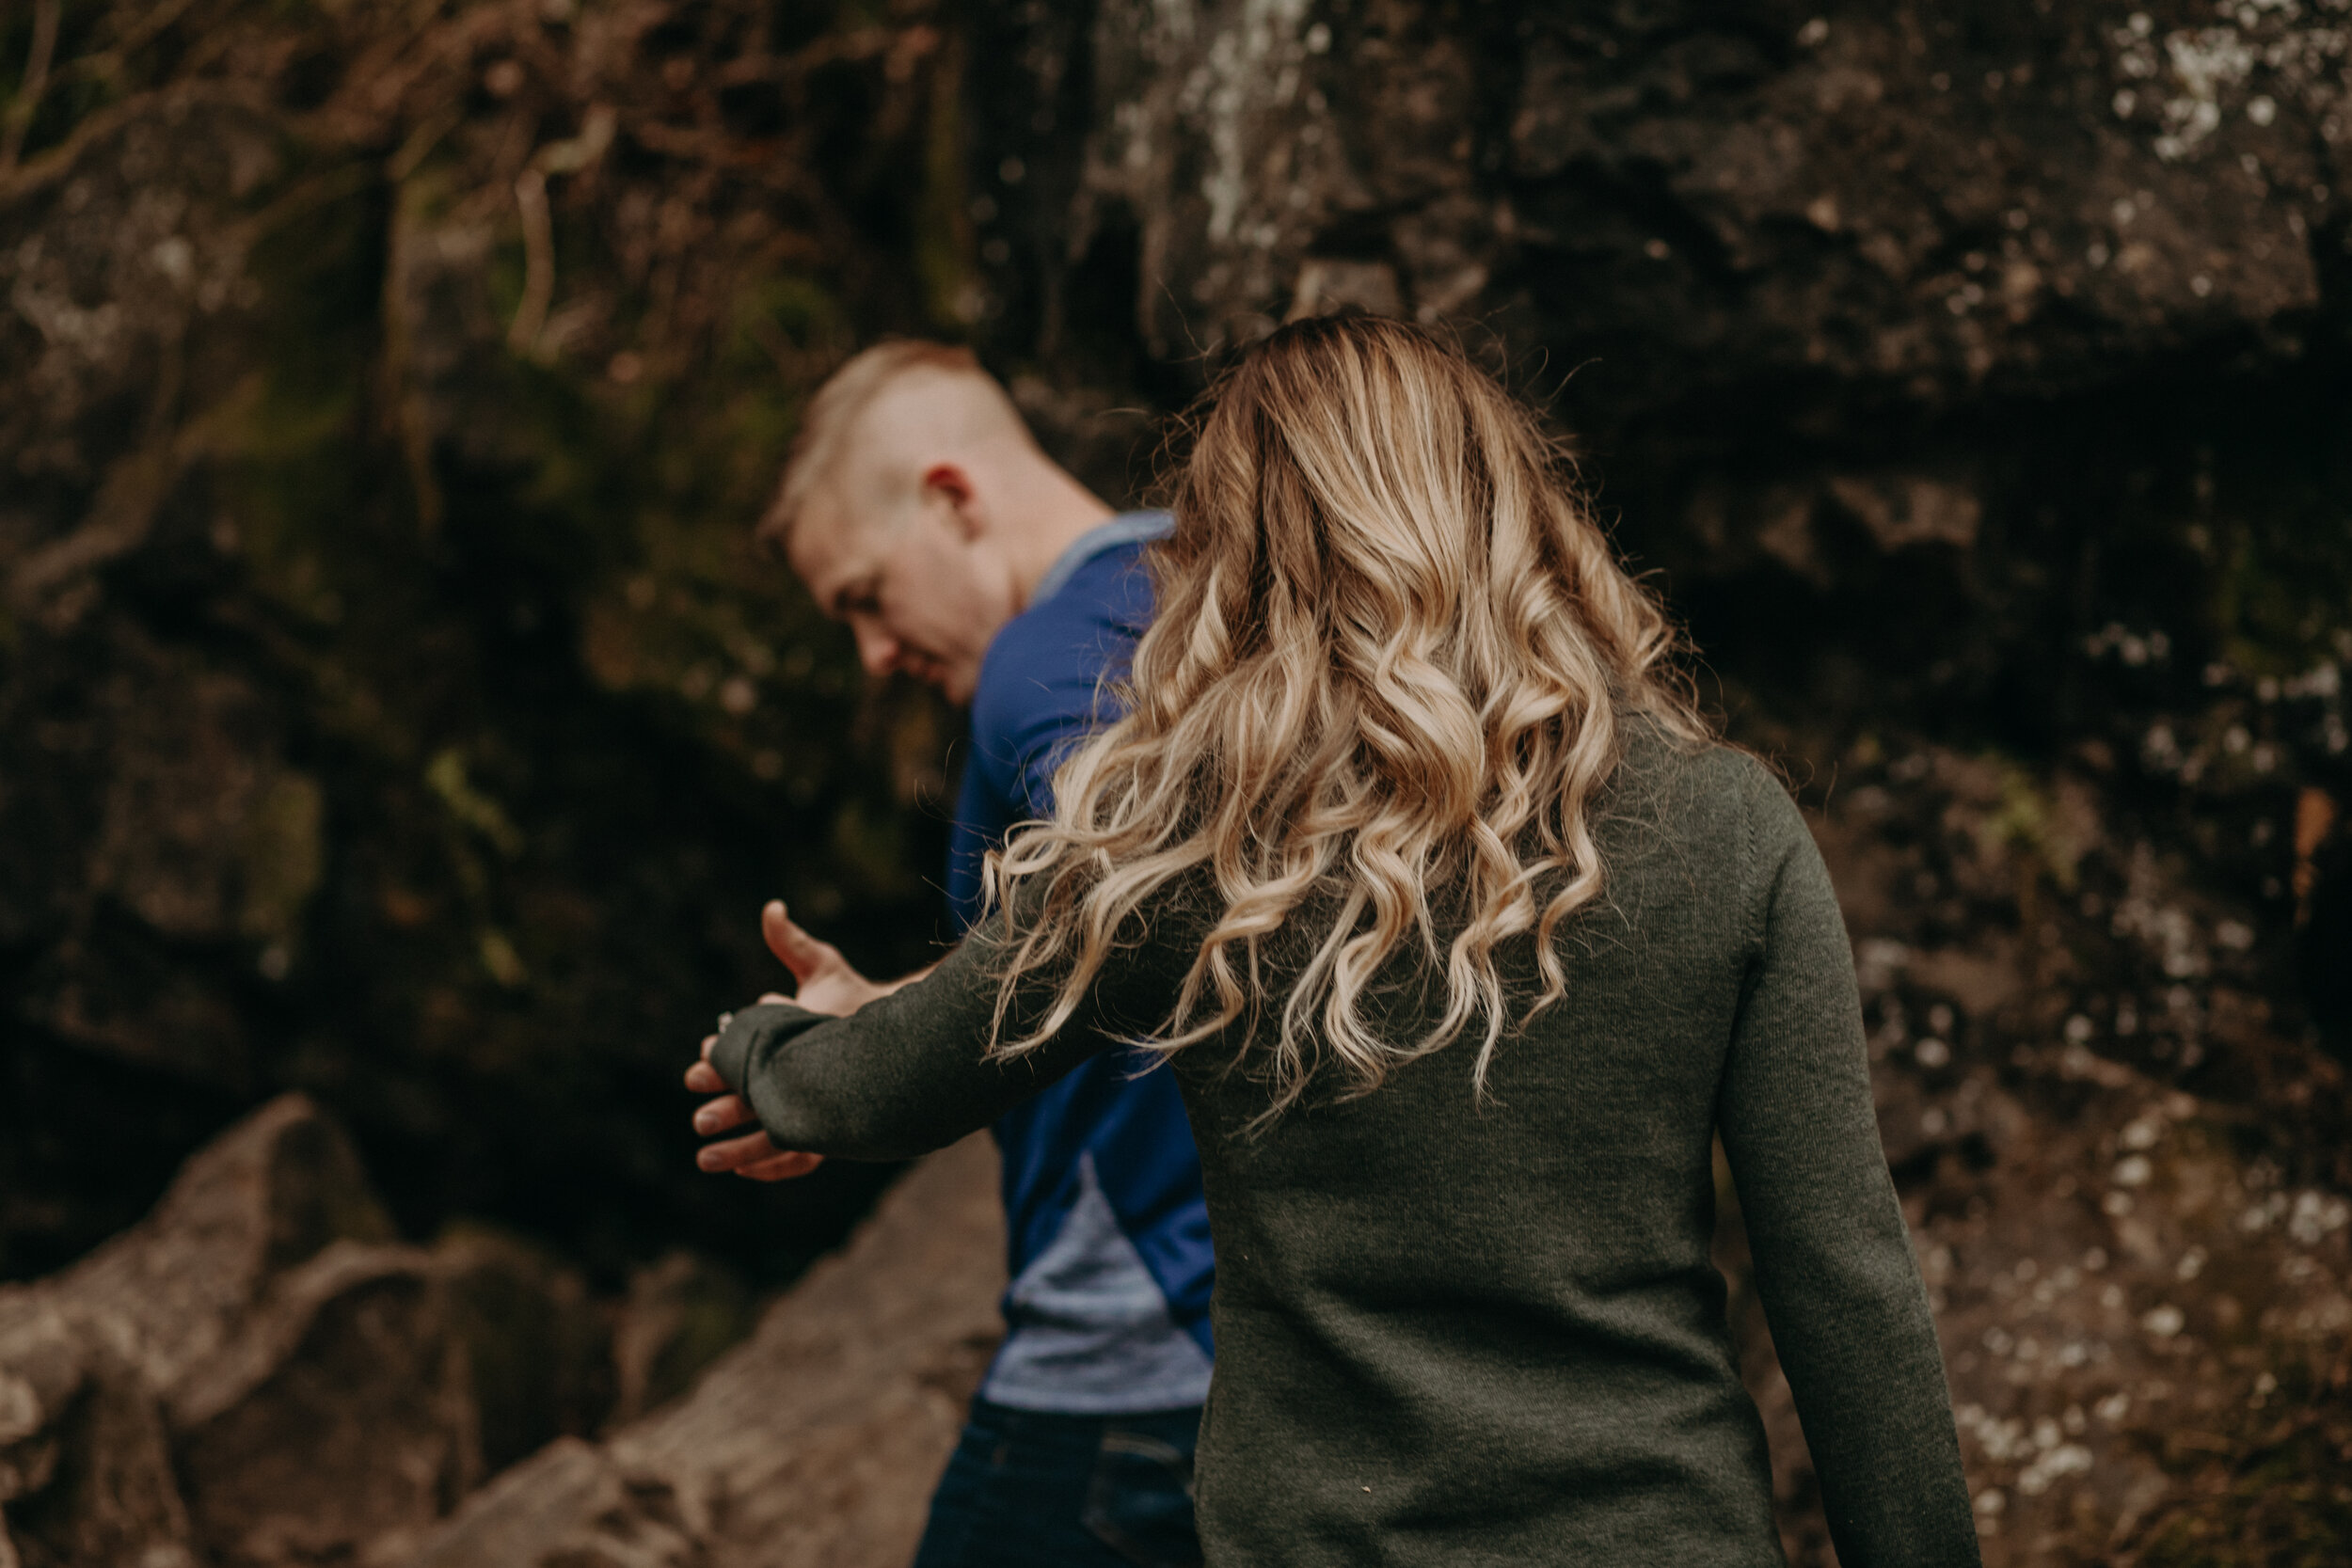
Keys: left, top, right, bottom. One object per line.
{"left": 647, "top": 1276, "right": 754, "bottom": 1410}
{"left": 477, "top": 929, "right": 529, "bottom": 990}
{"left": 2133, "top": 1338, "right": 2352, "bottom": 1567}
{"left": 238, "top": 771, "right": 326, "bottom": 943}
{"left": 435, "top": 1223, "right": 614, "bottom": 1469}
{"left": 425, "top": 750, "right": 525, "bottom": 858}
{"left": 2138, "top": 1470, "right": 2352, "bottom": 1568}
{"left": 621, "top": 1252, "right": 755, "bottom": 1418}
{"left": 2205, "top": 448, "right": 2352, "bottom": 679}
{"left": 1985, "top": 764, "right": 2087, "bottom": 895}
{"left": 914, "top": 26, "right": 976, "bottom": 333}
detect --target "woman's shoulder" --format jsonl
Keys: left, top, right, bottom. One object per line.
{"left": 1607, "top": 714, "right": 1811, "bottom": 866}
{"left": 1612, "top": 710, "right": 1779, "bottom": 801}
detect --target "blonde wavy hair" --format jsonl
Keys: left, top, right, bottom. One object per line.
{"left": 983, "top": 314, "right": 1704, "bottom": 1117}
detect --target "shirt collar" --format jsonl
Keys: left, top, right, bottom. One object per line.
{"left": 1029, "top": 510, "right": 1174, "bottom": 609}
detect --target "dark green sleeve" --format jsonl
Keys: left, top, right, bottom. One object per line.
{"left": 1715, "top": 776, "right": 1981, "bottom": 1567}
{"left": 706, "top": 911, "right": 1165, "bottom": 1161}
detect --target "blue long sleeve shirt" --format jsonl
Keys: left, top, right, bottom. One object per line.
{"left": 945, "top": 512, "right": 1215, "bottom": 1413}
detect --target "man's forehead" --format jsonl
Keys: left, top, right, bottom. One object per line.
{"left": 786, "top": 496, "right": 871, "bottom": 596}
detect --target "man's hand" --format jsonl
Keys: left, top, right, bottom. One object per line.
{"left": 759, "top": 899, "right": 891, "bottom": 1016}
{"left": 684, "top": 900, "right": 896, "bottom": 1181}
{"left": 687, "top": 1033, "right": 823, "bottom": 1180}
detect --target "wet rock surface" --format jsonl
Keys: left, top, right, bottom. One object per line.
{"left": 3, "top": 0, "right": 2350, "bottom": 1561}
{"left": 0, "top": 0, "right": 956, "bottom": 1284}
{"left": 402, "top": 1133, "right": 1002, "bottom": 1568}
{"left": 0, "top": 1096, "right": 481, "bottom": 1567}
{"left": 0, "top": 1098, "right": 997, "bottom": 1568}
{"left": 968, "top": 0, "right": 2352, "bottom": 1560}
{"left": 1792, "top": 746, "right": 2352, "bottom": 1561}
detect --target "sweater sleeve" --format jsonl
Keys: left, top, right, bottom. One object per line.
{"left": 1715, "top": 777, "right": 1981, "bottom": 1567}
{"left": 706, "top": 905, "right": 1168, "bottom": 1162}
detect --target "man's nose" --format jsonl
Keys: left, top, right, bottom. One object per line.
{"left": 850, "top": 620, "right": 900, "bottom": 677}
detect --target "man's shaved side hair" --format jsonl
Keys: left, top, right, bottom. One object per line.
{"left": 760, "top": 340, "right": 1030, "bottom": 549}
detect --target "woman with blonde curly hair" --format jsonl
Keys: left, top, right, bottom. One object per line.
{"left": 690, "top": 314, "right": 1979, "bottom": 1565}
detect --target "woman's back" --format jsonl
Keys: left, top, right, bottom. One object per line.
{"left": 1172, "top": 725, "right": 1971, "bottom": 1563}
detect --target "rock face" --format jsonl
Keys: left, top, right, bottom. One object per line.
{"left": 0, "top": 0, "right": 959, "bottom": 1283}
{"left": 0, "top": 1095, "right": 1001, "bottom": 1568}
{"left": 6, "top": 0, "right": 2352, "bottom": 1562}
{"left": 1788, "top": 748, "right": 2352, "bottom": 1563}
{"left": 402, "top": 1132, "right": 1003, "bottom": 1568}
{"left": 966, "top": 0, "right": 2352, "bottom": 865}
{"left": 974, "top": 1, "right": 2344, "bottom": 396}
{"left": 0, "top": 1096, "right": 496, "bottom": 1566}
{"left": 968, "top": 0, "right": 2351, "bottom": 777}
{"left": 960, "top": 1, "right": 2352, "bottom": 1560}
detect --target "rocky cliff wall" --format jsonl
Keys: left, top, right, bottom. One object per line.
{"left": 0, "top": 0, "right": 963, "bottom": 1284}
{"left": 3, "top": 0, "right": 2351, "bottom": 1561}
{"left": 960, "top": 2, "right": 2352, "bottom": 1560}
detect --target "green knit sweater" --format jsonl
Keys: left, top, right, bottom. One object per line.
{"left": 710, "top": 730, "right": 1980, "bottom": 1566}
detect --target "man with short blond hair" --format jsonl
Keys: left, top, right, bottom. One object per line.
{"left": 691, "top": 341, "right": 1212, "bottom": 1567}
{"left": 760, "top": 341, "right": 1004, "bottom": 553}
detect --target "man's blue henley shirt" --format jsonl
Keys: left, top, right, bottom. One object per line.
{"left": 945, "top": 511, "right": 1215, "bottom": 1413}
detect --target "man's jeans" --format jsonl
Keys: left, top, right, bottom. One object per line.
{"left": 911, "top": 1399, "right": 1203, "bottom": 1568}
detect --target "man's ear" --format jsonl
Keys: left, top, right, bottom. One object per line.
{"left": 920, "top": 462, "right": 984, "bottom": 541}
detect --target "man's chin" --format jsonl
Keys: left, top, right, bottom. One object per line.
{"left": 903, "top": 659, "right": 973, "bottom": 704}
